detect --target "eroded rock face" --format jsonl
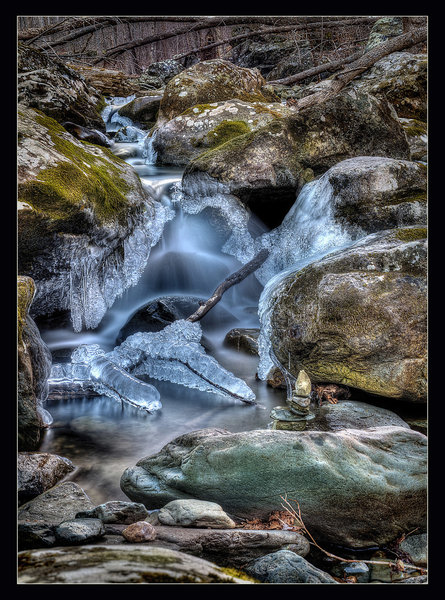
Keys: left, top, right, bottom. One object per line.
{"left": 17, "top": 276, "right": 52, "bottom": 450}
{"left": 17, "top": 545, "right": 255, "bottom": 583}
{"left": 17, "top": 105, "right": 156, "bottom": 331}
{"left": 349, "top": 52, "right": 427, "bottom": 120}
{"left": 324, "top": 156, "right": 427, "bottom": 233}
{"left": 264, "top": 227, "right": 427, "bottom": 402}
{"left": 157, "top": 59, "right": 278, "bottom": 124}
{"left": 154, "top": 99, "right": 292, "bottom": 166}
{"left": 18, "top": 44, "right": 105, "bottom": 131}
{"left": 17, "top": 452, "right": 75, "bottom": 504}
{"left": 120, "top": 426, "right": 427, "bottom": 548}
{"left": 182, "top": 89, "right": 410, "bottom": 224}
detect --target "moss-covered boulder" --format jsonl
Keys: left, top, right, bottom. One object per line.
{"left": 323, "top": 156, "right": 427, "bottom": 233}
{"left": 121, "top": 426, "right": 427, "bottom": 548}
{"left": 17, "top": 105, "right": 155, "bottom": 331}
{"left": 182, "top": 88, "right": 410, "bottom": 225}
{"left": 17, "top": 276, "right": 52, "bottom": 451}
{"left": 399, "top": 118, "right": 428, "bottom": 162}
{"left": 153, "top": 99, "right": 292, "bottom": 166}
{"left": 157, "top": 59, "right": 278, "bottom": 124}
{"left": 365, "top": 17, "right": 404, "bottom": 51}
{"left": 18, "top": 44, "right": 105, "bottom": 132}
{"left": 262, "top": 226, "right": 427, "bottom": 402}
{"left": 349, "top": 52, "right": 427, "bottom": 120}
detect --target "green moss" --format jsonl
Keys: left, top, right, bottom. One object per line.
{"left": 402, "top": 119, "right": 427, "bottom": 138}
{"left": 206, "top": 120, "right": 250, "bottom": 148}
{"left": 21, "top": 110, "right": 133, "bottom": 225}
{"left": 394, "top": 227, "right": 427, "bottom": 242}
{"left": 218, "top": 567, "right": 260, "bottom": 582}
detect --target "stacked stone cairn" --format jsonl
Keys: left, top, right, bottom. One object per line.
{"left": 270, "top": 370, "right": 315, "bottom": 430}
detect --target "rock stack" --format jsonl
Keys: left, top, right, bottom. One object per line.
{"left": 270, "top": 370, "right": 315, "bottom": 430}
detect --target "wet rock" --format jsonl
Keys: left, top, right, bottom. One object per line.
{"left": 54, "top": 518, "right": 105, "bottom": 545}
{"left": 17, "top": 545, "right": 255, "bottom": 583}
{"left": 244, "top": 550, "right": 338, "bottom": 583}
{"left": 158, "top": 499, "right": 236, "bottom": 529}
{"left": 331, "top": 561, "right": 370, "bottom": 583}
{"left": 117, "top": 95, "right": 162, "bottom": 126}
{"left": 17, "top": 277, "right": 52, "bottom": 450}
{"left": 294, "top": 370, "right": 311, "bottom": 397}
{"left": 76, "top": 500, "right": 149, "bottom": 524}
{"left": 224, "top": 328, "right": 259, "bottom": 355}
{"left": 120, "top": 426, "right": 427, "bottom": 548}
{"left": 18, "top": 452, "right": 75, "bottom": 504}
{"left": 122, "top": 521, "right": 157, "bottom": 542}
{"left": 399, "top": 533, "right": 427, "bottom": 567}
{"left": 18, "top": 482, "right": 94, "bottom": 526}
{"left": 61, "top": 122, "right": 111, "bottom": 147}
{"left": 18, "top": 44, "right": 105, "bottom": 131}
{"left": 265, "top": 227, "right": 427, "bottom": 402}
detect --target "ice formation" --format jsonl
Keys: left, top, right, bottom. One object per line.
{"left": 49, "top": 320, "right": 256, "bottom": 412}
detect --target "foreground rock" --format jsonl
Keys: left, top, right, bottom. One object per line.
{"left": 18, "top": 452, "right": 75, "bottom": 504}
{"left": 54, "top": 518, "right": 105, "bottom": 545}
{"left": 76, "top": 500, "right": 148, "bottom": 524}
{"left": 122, "top": 521, "right": 157, "bottom": 542}
{"left": 18, "top": 44, "right": 105, "bottom": 131}
{"left": 121, "top": 426, "right": 427, "bottom": 548}
{"left": 182, "top": 89, "right": 410, "bottom": 225}
{"left": 244, "top": 550, "right": 338, "bottom": 583}
{"left": 158, "top": 499, "right": 236, "bottom": 529}
{"left": 17, "top": 105, "right": 156, "bottom": 331}
{"left": 263, "top": 227, "right": 427, "bottom": 402}
{"left": 17, "top": 545, "right": 255, "bottom": 583}
{"left": 17, "top": 277, "right": 52, "bottom": 450}
{"left": 157, "top": 59, "right": 278, "bottom": 125}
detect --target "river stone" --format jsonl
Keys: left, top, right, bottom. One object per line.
{"left": 17, "top": 104, "right": 155, "bottom": 331}
{"left": 349, "top": 52, "right": 427, "bottom": 120}
{"left": 399, "top": 533, "right": 427, "bottom": 567}
{"left": 76, "top": 500, "right": 149, "bottom": 524}
{"left": 17, "top": 276, "right": 52, "bottom": 450}
{"left": 18, "top": 521, "right": 56, "bottom": 550}
{"left": 153, "top": 98, "right": 292, "bottom": 166}
{"left": 54, "top": 518, "right": 105, "bottom": 545}
{"left": 224, "top": 328, "right": 259, "bottom": 355}
{"left": 122, "top": 521, "right": 157, "bottom": 542}
{"left": 244, "top": 550, "right": 338, "bottom": 583}
{"left": 117, "top": 95, "right": 162, "bottom": 126}
{"left": 264, "top": 226, "right": 427, "bottom": 402}
{"left": 294, "top": 370, "right": 311, "bottom": 396}
{"left": 18, "top": 452, "right": 75, "bottom": 504}
{"left": 18, "top": 43, "right": 105, "bottom": 131}
{"left": 18, "top": 482, "right": 94, "bottom": 526}
{"left": 157, "top": 59, "right": 278, "bottom": 125}
{"left": 61, "top": 121, "right": 111, "bottom": 147}
{"left": 331, "top": 561, "right": 370, "bottom": 583}
{"left": 17, "top": 545, "right": 255, "bottom": 583}
{"left": 158, "top": 499, "right": 236, "bottom": 529}
{"left": 121, "top": 426, "right": 427, "bottom": 548}
{"left": 182, "top": 88, "right": 410, "bottom": 227}
{"left": 324, "top": 156, "right": 427, "bottom": 233}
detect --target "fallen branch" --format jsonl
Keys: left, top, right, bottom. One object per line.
{"left": 280, "top": 495, "right": 427, "bottom": 577}
{"left": 186, "top": 249, "right": 269, "bottom": 323}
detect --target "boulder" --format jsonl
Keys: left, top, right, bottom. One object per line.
{"left": 76, "top": 500, "right": 148, "bottom": 524}
{"left": 322, "top": 156, "right": 427, "bottom": 233}
{"left": 117, "top": 95, "right": 162, "bottom": 126}
{"left": 120, "top": 426, "right": 427, "bottom": 548}
{"left": 153, "top": 99, "right": 292, "bottom": 166}
{"left": 17, "top": 276, "right": 52, "bottom": 450}
{"left": 122, "top": 521, "right": 157, "bottom": 542}
{"left": 18, "top": 452, "right": 75, "bottom": 504}
{"left": 224, "top": 328, "right": 259, "bottom": 355}
{"left": 365, "top": 17, "right": 404, "bottom": 51}
{"left": 158, "top": 499, "right": 236, "bottom": 529}
{"left": 54, "top": 518, "right": 105, "bottom": 545}
{"left": 136, "top": 59, "right": 183, "bottom": 90}
{"left": 18, "top": 44, "right": 105, "bottom": 131}
{"left": 349, "top": 52, "right": 427, "bottom": 120}
{"left": 61, "top": 122, "right": 111, "bottom": 147}
{"left": 262, "top": 227, "right": 427, "bottom": 402}
{"left": 157, "top": 59, "right": 278, "bottom": 124}
{"left": 231, "top": 34, "right": 299, "bottom": 77}
{"left": 244, "top": 550, "right": 338, "bottom": 583}
{"left": 182, "top": 88, "right": 410, "bottom": 227}
{"left": 17, "top": 105, "right": 156, "bottom": 331}
{"left": 399, "top": 533, "right": 428, "bottom": 567}
{"left": 67, "top": 63, "right": 142, "bottom": 97}
{"left": 266, "top": 40, "right": 315, "bottom": 81}
{"left": 17, "top": 545, "right": 256, "bottom": 583}
{"left": 399, "top": 118, "right": 428, "bottom": 162}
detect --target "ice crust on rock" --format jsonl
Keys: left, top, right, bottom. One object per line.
{"left": 49, "top": 320, "right": 256, "bottom": 412}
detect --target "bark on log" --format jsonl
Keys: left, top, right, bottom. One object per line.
{"left": 187, "top": 249, "right": 270, "bottom": 323}
{"left": 292, "top": 25, "right": 427, "bottom": 112}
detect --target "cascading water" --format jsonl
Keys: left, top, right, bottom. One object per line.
{"left": 37, "top": 97, "right": 364, "bottom": 503}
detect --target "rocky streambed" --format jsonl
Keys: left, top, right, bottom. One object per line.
{"left": 17, "top": 18, "right": 427, "bottom": 585}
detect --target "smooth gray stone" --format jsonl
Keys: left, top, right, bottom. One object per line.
{"left": 244, "top": 550, "right": 338, "bottom": 583}
{"left": 158, "top": 499, "right": 236, "bottom": 529}
{"left": 18, "top": 482, "right": 94, "bottom": 525}
{"left": 54, "top": 518, "right": 105, "bottom": 545}
{"left": 76, "top": 500, "right": 148, "bottom": 524}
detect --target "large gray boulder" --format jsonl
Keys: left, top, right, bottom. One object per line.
{"left": 262, "top": 226, "right": 427, "bottom": 402}
{"left": 17, "top": 545, "right": 256, "bottom": 583}
{"left": 17, "top": 277, "right": 52, "bottom": 450}
{"left": 17, "top": 105, "right": 156, "bottom": 331}
{"left": 121, "top": 426, "right": 427, "bottom": 548}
